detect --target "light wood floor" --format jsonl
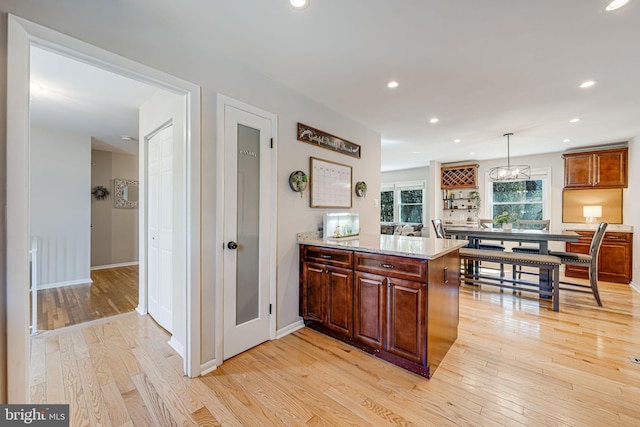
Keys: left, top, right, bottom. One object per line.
{"left": 30, "top": 275, "right": 640, "bottom": 426}
{"left": 33, "top": 266, "right": 139, "bottom": 332}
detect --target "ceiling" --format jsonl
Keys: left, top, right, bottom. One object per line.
{"left": 15, "top": 0, "right": 640, "bottom": 170}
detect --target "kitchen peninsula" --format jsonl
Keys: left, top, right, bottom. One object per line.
{"left": 298, "top": 232, "right": 467, "bottom": 378}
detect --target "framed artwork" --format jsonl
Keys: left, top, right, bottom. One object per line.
{"left": 310, "top": 157, "right": 352, "bottom": 208}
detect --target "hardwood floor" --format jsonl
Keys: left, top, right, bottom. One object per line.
{"left": 33, "top": 266, "right": 138, "bottom": 331}
{"left": 30, "top": 276, "right": 640, "bottom": 426}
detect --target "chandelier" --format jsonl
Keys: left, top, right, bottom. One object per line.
{"left": 488, "top": 133, "right": 531, "bottom": 181}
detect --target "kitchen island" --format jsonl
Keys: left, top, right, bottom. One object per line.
{"left": 298, "top": 232, "right": 467, "bottom": 378}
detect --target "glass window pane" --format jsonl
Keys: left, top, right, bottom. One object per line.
{"left": 400, "top": 189, "right": 422, "bottom": 203}
{"left": 380, "top": 190, "right": 394, "bottom": 222}
{"left": 400, "top": 205, "right": 422, "bottom": 223}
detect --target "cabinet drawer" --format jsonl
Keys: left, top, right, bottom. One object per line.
{"left": 355, "top": 252, "right": 426, "bottom": 282}
{"left": 603, "top": 232, "right": 631, "bottom": 243}
{"left": 304, "top": 246, "right": 353, "bottom": 268}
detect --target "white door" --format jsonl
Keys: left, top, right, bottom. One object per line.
{"left": 147, "top": 125, "right": 174, "bottom": 332}
{"left": 223, "top": 105, "right": 274, "bottom": 360}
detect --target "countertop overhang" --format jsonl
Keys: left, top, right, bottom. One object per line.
{"left": 561, "top": 223, "right": 633, "bottom": 233}
{"left": 297, "top": 232, "right": 467, "bottom": 260}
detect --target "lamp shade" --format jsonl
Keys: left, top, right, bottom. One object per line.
{"left": 583, "top": 205, "right": 602, "bottom": 218}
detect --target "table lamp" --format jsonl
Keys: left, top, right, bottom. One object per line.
{"left": 583, "top": 205, "right": 602, "bottom": 224}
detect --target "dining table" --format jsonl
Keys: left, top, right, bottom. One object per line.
{"left": 443, "top": 225, "right": 581, "bottom": 294}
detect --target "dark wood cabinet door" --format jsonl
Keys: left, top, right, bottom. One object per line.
{"left": 386, "top": 277, "right": 426, "bottom": 364}
{"left": 595, "top": 150, "right": 627, "bottom": 188}
{"left": 598, "top": 238, "right": 632, "bottom": 283}
{"left": 564, "top": 240, "right": 591, "bottom": 277}
{"left": 326, "top": 266, "right": 353, "bottom": 337}
{"left": 564, "top": 153, "right": 593, "bottom": 188}
{"left": 302, "top": 262, "right": 326, "bottom": 323}
{"left": 354, "top": 272, "right": 385, "bottom": 349}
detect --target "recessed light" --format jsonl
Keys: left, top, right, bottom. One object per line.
{"left": 290, "top": 0, "right": 310, "bottom": 10}
{"left": 387, "top": 81, "right": 399, "bottom": 89}
{"left": 469, "top": 152, "right": 475, "bottom": 156}
{"left": 30, "top": 82, "right": 42, "bottom": 92}
{"left": 411, "top": 151, "right": 421, "bottom": 154}
{"left": 569, "top": 117, "right": 581, "bottom": 123}
{"left": 120, "top": 135, "right": 138, "bottom": 141}
{"left": 454, "top": 139, "right": 461, "bottom": 143}
{"left": 605, "top": 0, "right": 629, "bottom": 11}
{"left": 579, "top": 80, "right": 597, "bottom": 89}
{"left": 429, "top": 117, "right": 439, "bottom": 124}
{"left": 563, "top": 138, "right": 571, "bottom": 143}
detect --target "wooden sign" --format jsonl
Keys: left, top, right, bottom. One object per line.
{"left": 297, "top": 123, "right": 361, "bottom": 158}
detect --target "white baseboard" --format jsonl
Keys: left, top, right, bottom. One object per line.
{"left": 34, "top": 278, "right": 93, "bottom": 291}
{"left": 276, "top": 319, "right": 305, "bottom": 339}
{"left": 168, "top": 336, "right": 185, "bottom": 358}
{"left": 135, "top": 305, "right": 146, "bottom": 315}
{"left": 91, "top": 261, "right": 139, "bottom": 270}
{"left": 630, "top": 281, "right": 640, "bottom": 294}
{"left": 200, "top": 360, "right": 219, "bottom": 376}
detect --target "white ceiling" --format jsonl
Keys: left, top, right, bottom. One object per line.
{"left": 16, "top": 0, "right": 640, "bottom": 170}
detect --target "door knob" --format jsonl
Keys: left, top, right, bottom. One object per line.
{"left": 227, "top": 241, "right": 238, "bottom": 250}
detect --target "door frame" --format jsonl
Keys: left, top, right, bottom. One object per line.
{"left": 6, "top": 15, "right": 202, "bottom": 402}
{"left": 215, "top": 94, "right": 278, "bottom": 367}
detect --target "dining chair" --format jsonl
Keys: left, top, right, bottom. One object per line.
{"left": 549, "top": 222, "right": 608, "bottom": 307}
{"left": 476, "top": 219, "right": 505, "bottom": 280}
{"left": 431, "top": 219, "right": 447, "bottom": 239}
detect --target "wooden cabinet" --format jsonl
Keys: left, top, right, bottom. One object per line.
{"left": 300, "top": 246, "right": 354, "bottom": 336}
{"left": 563, "top": 147, "right": 628, "bottom": 189}
{"left": 300, "top": 244, "right": 460, "bottom": 378}
{"left": 565, "top": 231, "right": 633, "bottom": 284}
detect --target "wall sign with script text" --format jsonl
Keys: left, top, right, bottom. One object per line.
{"left": 297, "top": 123, "right": 361, "bottom": 158}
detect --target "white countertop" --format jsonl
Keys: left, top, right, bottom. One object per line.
{"left": 297, "top": 232, "right": 467, "bottom": 260}
{"left": 561, "top": 223, "right": 633, "bottom": 233}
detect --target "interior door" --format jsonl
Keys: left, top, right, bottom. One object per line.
{"left": 223, "top": 105, "right": 273, "bottom": 360}
{"left": 147, "top": 125, "right": 173, "bottom": 332}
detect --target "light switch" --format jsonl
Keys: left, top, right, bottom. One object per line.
{"left": 374, "top": 198, "right": 379, "bottom": 208}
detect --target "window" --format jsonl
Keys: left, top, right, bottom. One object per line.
{"left": 488, "top": 169, "right": 550, "bottom": 222}
{"left": 380, "top": 181, "right": 425, "bottom": 224}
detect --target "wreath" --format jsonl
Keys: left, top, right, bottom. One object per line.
{"left": 91, "top": 185, "right": 110, "bottom": 200}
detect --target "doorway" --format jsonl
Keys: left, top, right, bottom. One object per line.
{"left": 7, "top": 15, "right": 202, "bottom": 402}
{"left": 219, "top": 96, "right": 278, "bottom": 361}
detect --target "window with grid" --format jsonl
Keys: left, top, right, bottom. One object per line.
{"left": 488, "top": 169, "right": 550, "bottom": 222}
{"left": 380, "top": 182, "right": 425, "bottom": 224}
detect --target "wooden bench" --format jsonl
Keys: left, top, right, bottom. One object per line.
{"left": 459, "top": 248, "right": 562, "bottom": 312}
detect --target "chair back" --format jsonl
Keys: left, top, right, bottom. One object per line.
{"left": 516, "top": 219, "right": 550, "bottom": 230}
{"left": 431, "top": 219, "right": 446, "bottom": 239}
{"left": 590, "top": 222, "right": 608, "bottom": 258}
{"left": 479, "top": 219, "right": 493, "bottom": 229}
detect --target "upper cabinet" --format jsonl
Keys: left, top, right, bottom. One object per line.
{"left": 563, "top": 147, "right": 628, "bottom": 189}
{"left": 441, "top": 164, "right": 479, "bottom": 189}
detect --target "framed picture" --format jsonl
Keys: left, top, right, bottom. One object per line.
{"left": 298, "top": 123, "right": 361, "bottom": 159}
{"left": 310, "top": 157, "right": 352, "bottom": 208}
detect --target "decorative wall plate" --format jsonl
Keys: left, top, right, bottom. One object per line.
{"left": 289, "top": 171, "right": 308, "bottom": 197}
{"left": 355, "top": 181, "right": 367, "bottom": 197}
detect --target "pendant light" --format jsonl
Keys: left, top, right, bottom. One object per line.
{"left": 488, "top": 133, "right": 531, "bottom": 181}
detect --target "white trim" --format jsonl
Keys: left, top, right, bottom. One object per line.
{"left": 630, "top": 281, "right": 640, "bottom": 294}
{"left": 380, "top": 180, "right": 427, "bottom": 225}
{"left": 276, "top": 320, "right": 305, "bottom": 339}
{"left": 7, "top": 15, "right": 202, "bottom": 401}
{"left": 168, "top": 336, "right": 185, "bottom": 358}
{"left": 35, "top": 278, "right": 93, "bottom": 290}
{"left": 200, "top": 360, "right": 219, "bottom": 376}
{"left": 215, "top": 94, "right": 278, "bottom": 365}
{"left": 90, "top": 261, "right": 139, "bottom": 270}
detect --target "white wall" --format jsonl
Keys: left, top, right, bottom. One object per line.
{"left": 30, "top": 127, "right": 91, "bottom": 288}
{"left": 381, "top": 166, "right": 429, "bottom": 184}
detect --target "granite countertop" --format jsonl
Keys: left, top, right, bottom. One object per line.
{"left": 297, "top": 232, "right": 467, "bottom": 260}
{"left": 562, "top": 223, "right": 633, "bottom": 233}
